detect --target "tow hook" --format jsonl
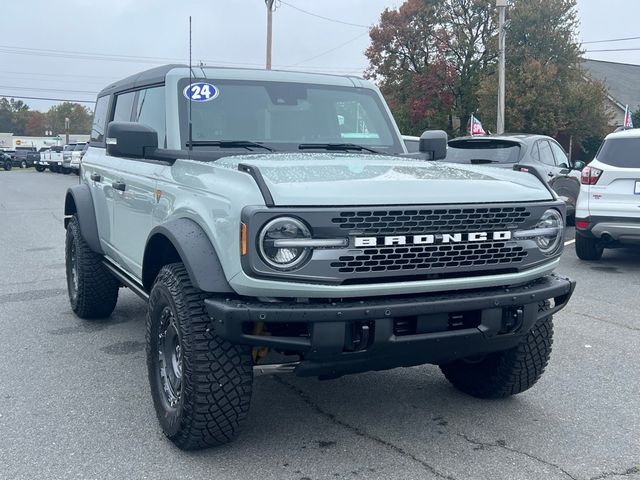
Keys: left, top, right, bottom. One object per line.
{"left": 501, "top": 307, "right": 524, "bottom": 334}
{"left": 344, "top": 321, "right": 374, "bottom": 352}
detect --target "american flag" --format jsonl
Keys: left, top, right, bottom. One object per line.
{"left": 623, "top": 105, "right": 634, "bottom": 129}
{"left": 470, "top": 114, "right": 486, "bottom": 136}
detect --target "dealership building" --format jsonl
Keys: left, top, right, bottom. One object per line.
{"left": 0, "top": 133, "right": 90, "bottom": 150}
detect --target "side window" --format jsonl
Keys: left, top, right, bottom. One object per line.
{"left": 113, "top": 91, "right": 136, "bottom": 122}
{"left": 537, "top": 140, "right": 556, "bottom": 166}
{"left": 550, "top": 141, "right": 569, "bottom": 168}
{"left": 530, "top": 142, "right": 540, "bottom": 161}
{"left": 135, "top": 87, "right": 166, "bottom": 148}
{"left": 90, "top": 95, "right": 110, "bottom": 144}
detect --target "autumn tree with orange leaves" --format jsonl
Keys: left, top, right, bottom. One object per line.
{"left": 366, "top": 0, "right": 497, "bottom": 136}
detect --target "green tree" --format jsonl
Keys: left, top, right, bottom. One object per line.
{"left": 632, "top": 108, "right": 640, "bottom": 128}
{"left": 441, "top": 0, "right": 498, "bottom": 134}
{"left": 366, "top": 0, "right": 454, "bottom": 135}
{"left": 478, "top": 0, "right": 610, "bottom": 151}
{"left": 365, "top": 0, "right": 498, "bottom": 135}
{"left": 46, "top": 102, "right": 93, "bottom": 135}
{"left": 0, "top": 98, "right": 32, "bottom": 134}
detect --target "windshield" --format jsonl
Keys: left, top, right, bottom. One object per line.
{"left": 597, "top": 138, "right": 639, "bottom": 168}
{"left": 446, "top": 140, "right": 521, "bottom": 164}
{"left": 178, "top": 79, "right": 402, "bottom": 154}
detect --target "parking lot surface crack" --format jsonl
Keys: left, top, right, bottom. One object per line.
{"left": 568, "top": 310, "right": 640, "bottom": 333}
{"left": 275, "top": 377, "right": 458, "bottom": 480}
{"left": 457, "top": 433, "right": 579, "bottom": 480}
{"left": 588, "top": 465, "right": 640, "bottom": 480}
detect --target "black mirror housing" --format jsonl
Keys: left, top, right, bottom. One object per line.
{"left": 419, "top": 130, "right": 448, "bottom": 160}
{"left": 106, "top": 122, "right": 158, "bottom": 158}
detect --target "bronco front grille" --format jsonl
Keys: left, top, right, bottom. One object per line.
{"left": 331, "top": 207, "right": 531, "bottom": 235}
{"left": 330, "top": 242, "right": 528, "bottom": 274}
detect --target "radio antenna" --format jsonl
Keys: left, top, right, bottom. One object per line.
{"left": 188, "top": 15, "right": 193, "bottom": 153}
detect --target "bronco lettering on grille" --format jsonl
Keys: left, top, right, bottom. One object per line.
{"left": 354, "top": 231, "right": 512, "bottom": 247}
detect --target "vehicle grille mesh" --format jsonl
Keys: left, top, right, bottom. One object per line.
{"left": 331, "top": 242, "right": 527, "bottom": 274}
{"left": 331, "top": 207, "right": 531, "bottom": 235}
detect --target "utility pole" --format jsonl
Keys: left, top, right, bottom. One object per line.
{"left": 64, "top": 117, "right": 70, "bottom": 145}
{"left": 265, "top": 0, "right": 275, "bottom": 70}
{"left": 496, "top": 0, "right": 508, "bottom": 134}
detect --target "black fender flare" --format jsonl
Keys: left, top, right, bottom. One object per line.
{"left": 64, "top": 184, "right": 103, "bottom": 255}
{"left": 143, "top": 218, "right": 233, "bottom": 293}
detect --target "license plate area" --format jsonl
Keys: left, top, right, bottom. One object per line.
{"left": 634, "top": 180, "right": 640, "bottom": 195}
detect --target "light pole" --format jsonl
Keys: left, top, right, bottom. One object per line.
{"left": 265, "top": 0, "right": 275, "bottom": 70}
{"left": 496, "top": 0, "right": 508, "bottom": 134}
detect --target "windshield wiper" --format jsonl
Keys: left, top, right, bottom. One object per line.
{"left": 469, "top": 159, "right": 501, "bottom": 164}
{"left": 187, "top": 140, "right": 275, "bottom": 152}
{"left": 298, "top": 143, "right": 381, "bottom": 154}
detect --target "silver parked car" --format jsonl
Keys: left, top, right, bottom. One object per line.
{"left": 443, "top": 134, "right": 585, "bottom": 223}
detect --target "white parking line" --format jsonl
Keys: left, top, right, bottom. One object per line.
{"left": 564, "top": 239, "right": 576, "bottom": 246}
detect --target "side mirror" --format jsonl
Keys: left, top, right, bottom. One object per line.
{"left": 573, "top": 160, "right": 585, "bottom": 171}
{"left": 419, "top": 130, "right": 448, "bottom": 160}
{"left": 106, "top": 122, "right": 158, "bottom": 158}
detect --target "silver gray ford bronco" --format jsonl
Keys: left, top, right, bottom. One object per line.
{"left": 64, "top": 65, "right": 575, "bottom": 450}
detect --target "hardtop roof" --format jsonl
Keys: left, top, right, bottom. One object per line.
{"left": 97, "top": 64, "right": 369, "bottom": 98}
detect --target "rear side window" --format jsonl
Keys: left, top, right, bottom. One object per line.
{"left": 135, "top": 87, "right": 166, "bottom": 147}
{"left": 537, "top": 140, "right": 556, "bottom": 166}
{"left": 113, "top": 91, "right": 136, "bottom": 122}
{"left": 91, "top": 95, "right": 110, "bottom": 144}
{"left": 597, "top": 138, "right": 640, "bottom": 168}
{"left": 446, "top": 140, "right": 521, "bottom": 164}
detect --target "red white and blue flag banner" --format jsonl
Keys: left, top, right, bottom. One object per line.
{"left": 470, "top": 114, "right": 486, "bottom": 136}
{"left": 624, "top": 105, "right": 634, "bottom": 128}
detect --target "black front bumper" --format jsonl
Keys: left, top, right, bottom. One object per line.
{"left": 205, "top": 274, "right": 575, "bottom": 377}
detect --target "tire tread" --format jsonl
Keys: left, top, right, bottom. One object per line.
{"left": 146, "top": 263, "right": 253, "bottom": 450}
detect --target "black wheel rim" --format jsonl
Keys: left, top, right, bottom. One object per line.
{"left": 158, "top": 306, "right": 182, "bottom": 408}
{"left": 68, "top": 239, "right": 78, "bottom": 301}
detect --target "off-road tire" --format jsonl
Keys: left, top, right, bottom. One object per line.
{"left": 36, "top": 165, "right": 45, "bottom": 172}
{"left": 3, "top": 161, "right": 11, "bottom": 171}
{"left": 575, "top": 233, "right": 604, "bottom": 261}
{"left": 65, "top": 215, "right": 119, "bottom": 319}
{"left": 146, "top": 263, "right": 253, "bottom": 450}
{"left": 440, "top": 307, "right": 554, "bottom": 398}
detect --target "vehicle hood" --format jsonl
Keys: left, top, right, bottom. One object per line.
{"left": 215, "top": 153, "right": 553, "bottom": 206}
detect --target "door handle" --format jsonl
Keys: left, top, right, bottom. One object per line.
{"left": 112, "top": 181, "right": 126, "bottom": 191}
{"left": 90, "top": 173, "right": 101, "bottom": 182}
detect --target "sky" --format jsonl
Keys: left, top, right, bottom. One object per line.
{"left": 0, "top": 0, "right": 638, "bottom": 113}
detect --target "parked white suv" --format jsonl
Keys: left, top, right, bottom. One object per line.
{"left": 575, "top": 129, "right": 640, "bottom": 260}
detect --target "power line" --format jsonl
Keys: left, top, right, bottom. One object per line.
{"left": 0, "top": 85, "right": 97, "bottom": 95}
{"left": 583, "top": 35, "right": 640, "bottom": 45}
{"left": 585, "top": 47, "right": 640, "bottom": 52}
{"left": 0, "top": 70, "right": 118, "bottom": 80}
{"left": 0, "top": 94, "right": 94, "bottom": 104}
{"left": 0, "top": 43, "right": 363, "bottom": 73}
{"left": 279, "top": 1, "right": 370, "bottom": 29}
{"left": 288, "top": 32, "right": 369, "bottom": 67}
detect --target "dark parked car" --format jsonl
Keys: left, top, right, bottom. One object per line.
{"left": 443, "top": 134, "right": 585, "bottom": 222}
{"left": 1, "top": 151, "right": 12, "bottom": 170}
{"left": 14, "top": 146, "right": 38, "bottom": 168}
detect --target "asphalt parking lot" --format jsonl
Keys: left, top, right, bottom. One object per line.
{"left": 1, "top": 170, "right": 638, "bottom": 480}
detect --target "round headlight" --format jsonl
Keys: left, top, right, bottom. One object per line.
{"left": 258, "top": 217, "right": 312, "bottom": 270}
{"left": 536, "top": 209, "right": 564, "bottom": 255}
